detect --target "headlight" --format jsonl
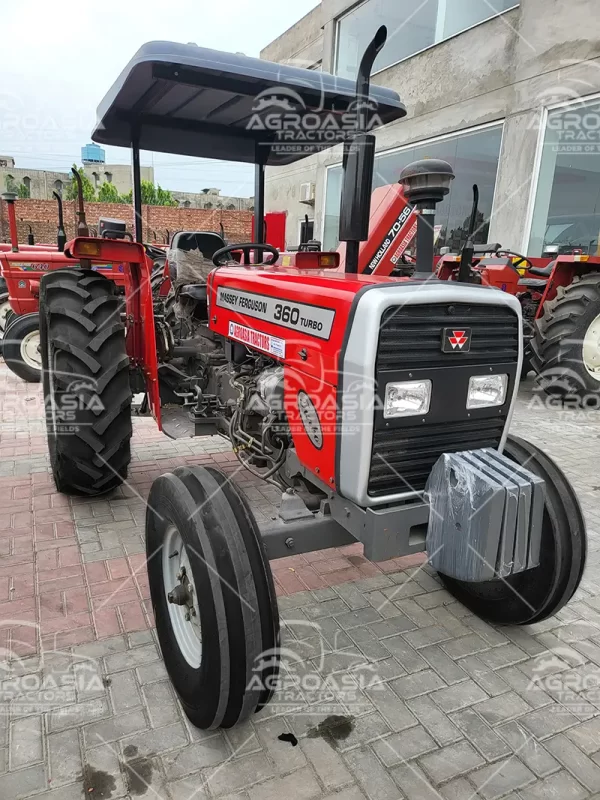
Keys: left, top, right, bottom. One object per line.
{"left": 467, "top": 374, "right": 508, "bottom": 409}
{"left": 384, "top": 380, "right": 432, "bottom": 418}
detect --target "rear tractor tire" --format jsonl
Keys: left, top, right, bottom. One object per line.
{"left": 2, "top": 313, "right": 42, "bottom": 382}
{"left": 39, "top": 269, "right": 132, "bottom": 495}
{"left": 146, "top": 466, "right": 280, "bottom": 729}
{"left": 439, "top": 434, "right": 586, "bottom": 625}
{"left": 531, "top": 273, "right": 600, "bottom": 404}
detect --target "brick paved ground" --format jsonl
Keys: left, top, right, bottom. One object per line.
{"left": 1, "top": 360, "right": 600, "bottom": 799}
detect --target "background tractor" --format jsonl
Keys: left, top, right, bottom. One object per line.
{"left": 24, "top": 32, "right": 586, "bottom": 730}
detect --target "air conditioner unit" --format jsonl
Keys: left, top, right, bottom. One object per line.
{"left": 300, "top": 182, "right": 315, "bottom": 205}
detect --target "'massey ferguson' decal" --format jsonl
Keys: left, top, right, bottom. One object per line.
{"left": 228, "top": 322, "right": 286, "bottom": 359}
{"left": 217, "top": 287, "right": 335, "bottom": 340}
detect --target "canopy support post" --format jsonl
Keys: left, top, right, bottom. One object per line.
{"left": 254, "top": 143, "right": 266, "bottom": 244}
{"left": 132, "top": 130, "right": 143, "bottom": 243}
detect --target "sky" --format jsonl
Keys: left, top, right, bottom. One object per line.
{"left": 0, "top": 0, "right": 320, "bottom": 198}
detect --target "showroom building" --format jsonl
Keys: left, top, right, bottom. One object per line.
{"left": 261, "top": 0, "right": 600, "bottom": 257}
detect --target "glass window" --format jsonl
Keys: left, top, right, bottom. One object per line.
{"left": 323, "top": 124, "right": 504, "bottom": 251}
{"left": 528, "top": 98, "right": 600, "bottom": 257}
{"left": 335, "top": 0, "right": 518, "bottom": 80}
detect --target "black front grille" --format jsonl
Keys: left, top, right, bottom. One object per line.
{"left": 368, "top": 418, "right": 506, "bottom": 497}
{"left": 377, "top": 303, "right": 519, "bottom": 370}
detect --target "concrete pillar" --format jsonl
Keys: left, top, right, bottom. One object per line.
{"left": 487, "top": 109, "right": 542, "bottom": 252}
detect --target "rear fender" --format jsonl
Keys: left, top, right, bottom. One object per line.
{"left": 535, "top": 258, "right": 599, "bottom": 318}
{"left": 124, "top": 256, "right": 162, "bottom": 429}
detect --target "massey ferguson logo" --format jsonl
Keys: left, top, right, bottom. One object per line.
{"left": 442, "top": 328, "right": 472, "bottom": 353}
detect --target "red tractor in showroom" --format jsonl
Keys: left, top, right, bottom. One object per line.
{"left": 18, "top": 31, "right": 586, "bottom": 730}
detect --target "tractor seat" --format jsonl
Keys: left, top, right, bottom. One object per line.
{"left": 518, "top": 278, "right": 547, "bottom": 290}
{"left": 180, "top": 284, "right": 207, "bottom": 301}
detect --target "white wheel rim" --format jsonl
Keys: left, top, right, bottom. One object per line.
{"left": 162, "top": 526, "right": 202, "bottom": 668}
{"left": 583, "top": 313, "right": 600, "bottom": 379}
{"left": 0, "top": 301, "right": 11, "bottom": 337}
{"left": 19, "top": 330, "right": 42, "bottom": 370}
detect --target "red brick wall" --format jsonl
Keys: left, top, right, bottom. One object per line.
{"left": 0, "top": 199, "right": 253, "bottom": 246}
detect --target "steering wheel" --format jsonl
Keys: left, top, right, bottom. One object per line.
{"left": 496, "top": 250, "right": 533, "bottom": 271}
{"left": 212, "top": 243, "right": 279, "bottom": 267}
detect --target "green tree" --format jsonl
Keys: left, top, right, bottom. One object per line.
{"left": 156, "top": 185, "right": 176, "bottom": 206}
{"left": 97, "top": 182, "right": 121, "bottom": 203}
{"left": 140, "top": 180, "right": 157, "bottom": 205}
{"left": 17, "top": 182, "right": 30, "bottom": 199}
{"left": 5, "top": 176, "right": 18, "bottom": 194}
{"left": 65, "top": 165, "right": 96, "bottom": 201}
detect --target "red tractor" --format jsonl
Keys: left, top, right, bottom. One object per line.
{"left": 19, "top": 31, "right": 585, "bottom": 729}
{"left": 332, "top": 179, "right": 600, "bottom": 402}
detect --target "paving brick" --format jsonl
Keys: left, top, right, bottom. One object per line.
{"left": 419, "top": 644, "right": 468, "bottom": 685}
{"left": 9, "top": 715, "right": 43, "bottom": 770}
{"left": 324, "top": 713, "right": 392, "bottom": 753}
{"left": 419, "top": 740, "right": 485, "bottom": 784}
{"left": 299, "top": 735, "right": 353, "bottom": 789}
{"left": 372, "top": 726, "right": 437, "bottom": 767}
{"left": 406, "top": 695, "right": 462, "bottom": 747}
{"left": 0, "top": 764, "right": 47, "bottom": 798}
{"left": 162, "top": 735, "right": 230, "bottom": 780}
{"left": 48, "top": 698, "right": 111, "bottom": 733}
{"left": 519, "top": 770, "right": 588, "bottom": 800}
{"left": 141, "top": 680, "right": 180, "bottom": 728}
{"left": 389, "top": 669, "right": 446, "bottom": 700}
{"left": 391, "top": 762, "right": 440, "bottom": 800}
{"left": 430, "top": 679, "right": 488, "bottom": 713}
{"left": 48, "top": 728, "right": 82, "bottom": 787}
{"left": 255, "top": 719, "right": 306, "bottom": 773}
{"left": 565, "top": 717, "right": 600, "bottom": 755}
{"left": 470, "top": 757, "right": 536, "bottom": 799}
{"left": 519, "top": 706, "right": 580, "bottom": 740}
{"left": 83, "top": 709, "right": 148, "bottom": 747}
{"left": 441, "top": 633, "right": 490, "bottom": 660}
{"left": 104, "top": 643, "right": 159, "bottom": 672}
{"left": 334, "top": 608, "right": 383, "bottom": 630}
{"left": 247, "top": 766, "right": 322, "bottom": 800}
{"left": 478, "top": 644, "right": 529, "bottom": 670}
{"left": 496, "top": 665, "right": 553, "bottom": 709}
{"left": 498, "top": 721, "right": 560, "bottom": 777}
{"left": 474, "top": 691, "right": 532, "bottom": 726}
{"left": 120, "top": 721, "right": 190, "bottom": 759}
{"left": 364, "top": 682, "right": 417, "bottom": 732}
{"left": 545, "top": 733, "right": 600, "bottom": 792}
{"left": 381, "top": 636, "right": 427, "bottom": 673}
{"left": 83, "top": 742, "right": 126, "bottom": 798}
{"left": 108, "top": 669, "right": 142, "bottom": 713}
{"left": 451, "top": 708, "right": 511, "bottom": 761}
{"left": 457, "top": 654, "right": 511, "bottom": 696}
{"left": 344, "top": 746, "right": 400, "bottom": 800}
{"left": 202, "top": 752, "right": 275, "bottom": 795}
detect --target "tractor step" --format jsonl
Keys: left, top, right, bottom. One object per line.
{"left": 162, "top": 407, "right": 197, "bottom": 440}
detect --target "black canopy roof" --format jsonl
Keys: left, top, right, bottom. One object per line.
{"left": 92, "top": 41, "right": 406, "bottom": 166}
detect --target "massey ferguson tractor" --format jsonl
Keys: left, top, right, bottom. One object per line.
{"left": 28, "top": 32, "right": 585, "bottom": 730}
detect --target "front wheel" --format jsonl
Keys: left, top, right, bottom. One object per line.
{"left": 146, "top": 466, "right": 280, "bottom": 729}
{"left": 3, "top": 313, "right": 42, "bottom": 382}
{"left": 439, "top": 434, "right": 586, "bottom": 624}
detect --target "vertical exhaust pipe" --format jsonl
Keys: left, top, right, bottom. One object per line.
{"left": 71, "top": 167, "right": 90, "bottom": 237}
{"left": 28, "top": 226, "right": 35, "bottom": 246}
{"left": 457, "top": 184, "right": 479, "bottom": 283}
{"left": 53, "top": 191, "right": 67, "bottom": 252}
{"left": 1, "top": 192, "right": 19, "bottom": 252}
{"left": 339, "top": 26, "right": 388, "bottom": 274}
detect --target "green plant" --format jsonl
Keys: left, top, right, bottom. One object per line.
{"left": 17, "top": 182, "right": 30, "bottom": 199}
{"left": 97, "top": 182, "right": 122, "bottom": 203}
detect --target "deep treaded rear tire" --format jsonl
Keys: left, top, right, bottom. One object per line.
{"left": 39, "top": 269, "right": 132, "bottom": 495}
{"left": 531, "top": 273, "right": 600, "bottom": 403}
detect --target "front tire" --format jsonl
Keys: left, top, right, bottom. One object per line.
{"left": 146, "top": 466, "right": 279, "bottom": 729}
{"left": 531, "top": 273, "right": 600, "bottom": 403}
{"left": 2, "top": 313, "right": 42, "bottom": 382}
{"left": 39, "top": 269, "right": 132, "bottom": 495}
{"left": 439, "top": 435, "right": 586, "bottom": 625}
